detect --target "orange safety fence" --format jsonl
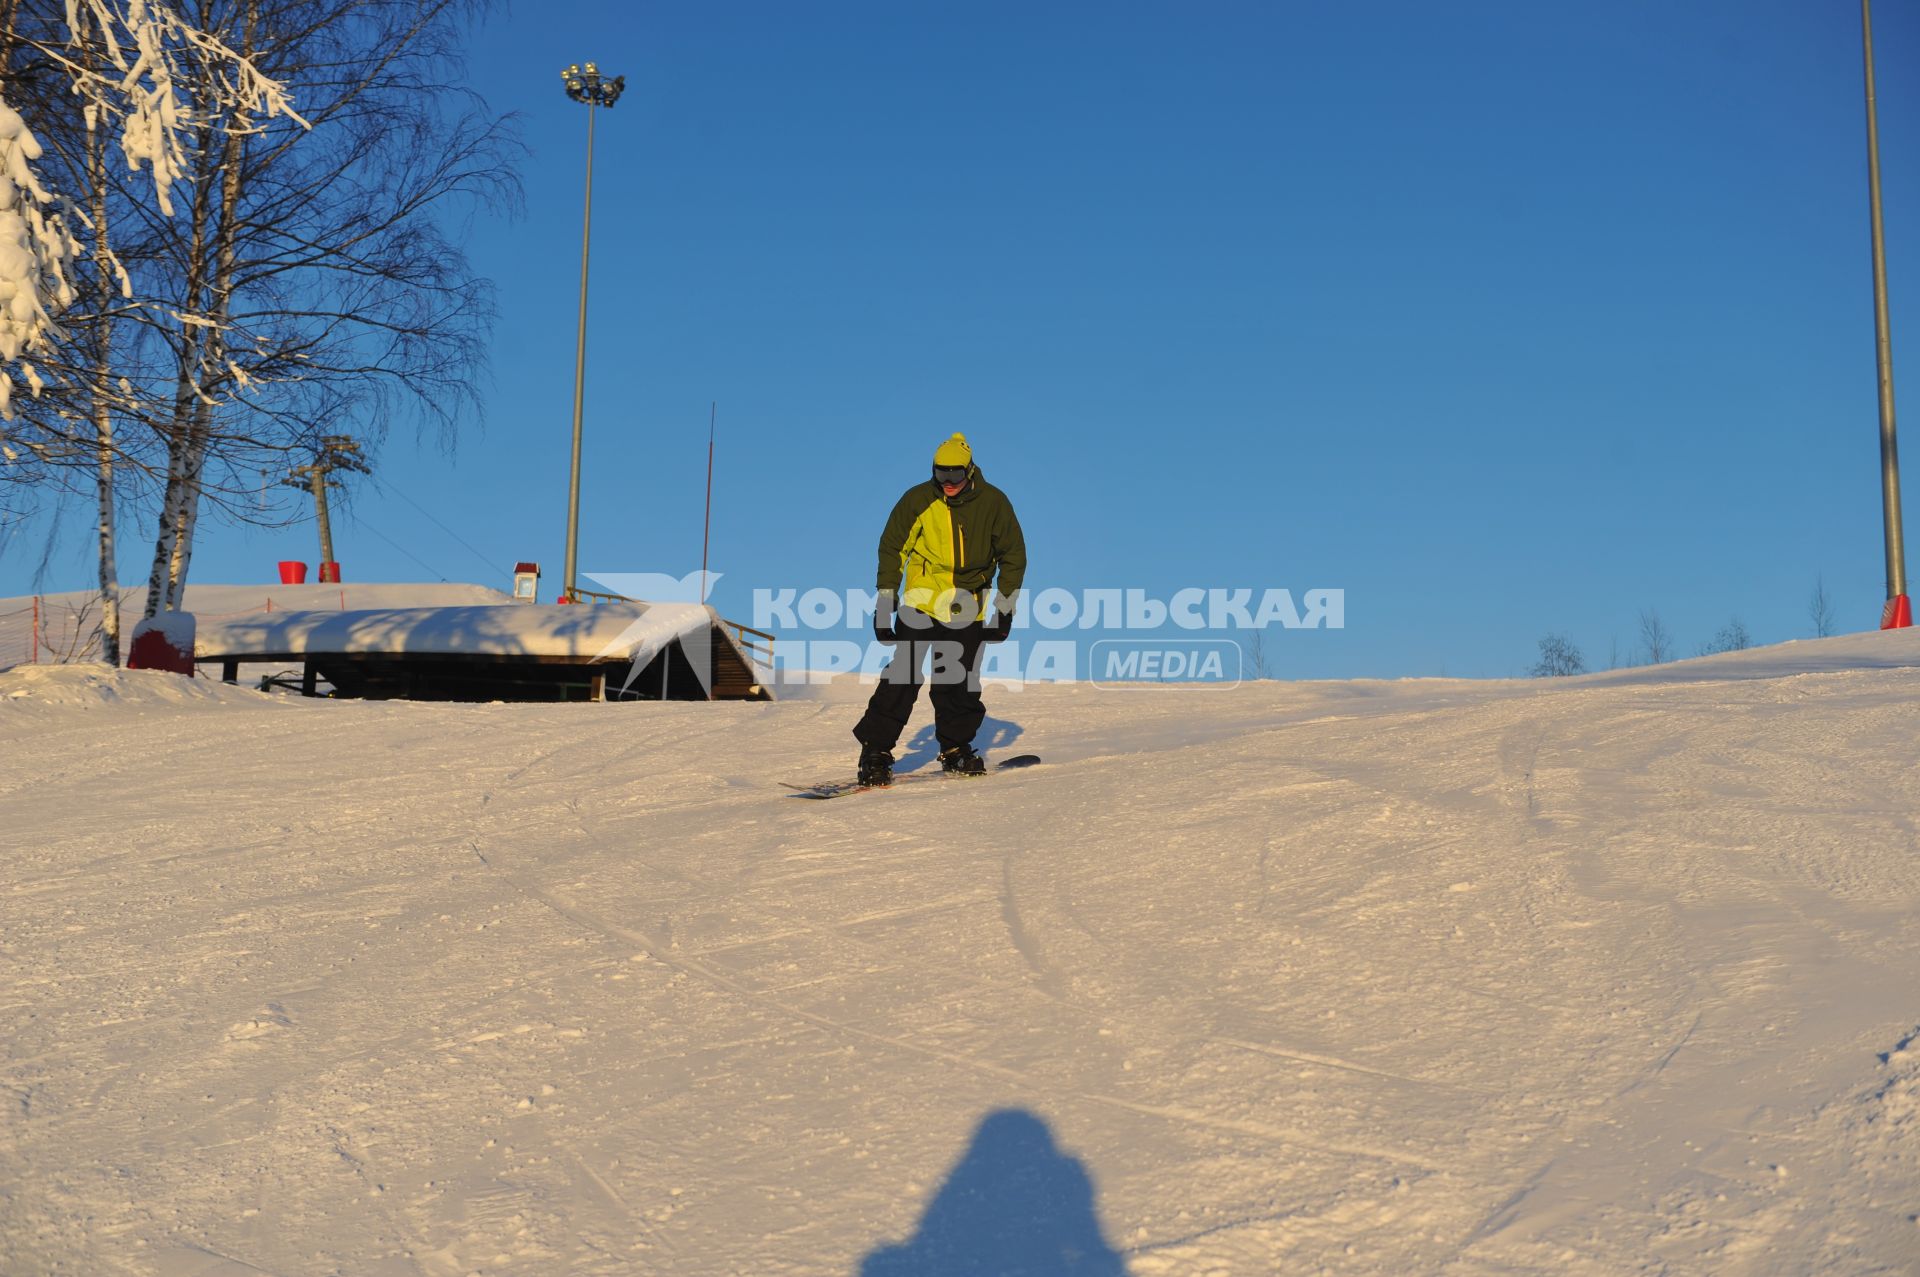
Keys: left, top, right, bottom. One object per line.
{"left": 0, "top": 596, "right": 84, "bottom": 668}
{"left": 0, "top": 599, "right": 42, "bottom": 668}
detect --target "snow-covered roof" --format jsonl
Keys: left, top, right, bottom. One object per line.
{"left": 184, "top": 581, "right": 516, "bottom": 613}
{"left": 0, "top": 580, "right": 514, "bottom": 619}
{"left": 1, "top": 582, "right": 525, "bottom": 669}
{"left": 194, "top": 600, "right": 716, "bottom": 667}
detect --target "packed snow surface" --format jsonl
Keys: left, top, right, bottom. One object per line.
{"left": 4, "top": 633, "right": 1920, "bottom": 1275}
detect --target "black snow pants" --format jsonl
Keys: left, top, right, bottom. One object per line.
{"left": 852, "top": 621, "right": 990, "bottom": 754}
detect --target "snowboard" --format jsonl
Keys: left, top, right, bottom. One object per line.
{"left": 782, "top": 753, "right": 1042, "bottom": 800}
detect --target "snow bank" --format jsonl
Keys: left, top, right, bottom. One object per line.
{"left": 1565, "top": 628, "right": 1920, "bottom": 685}
{"left": 0, "top": 661, "right": 285, "bottom": 721}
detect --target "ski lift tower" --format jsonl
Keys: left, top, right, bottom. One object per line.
{"left": 285, "top": 436, "right": 370, "bottom": 583}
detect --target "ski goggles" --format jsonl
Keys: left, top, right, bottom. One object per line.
{"left": 933, "top": 464, "right": 973, "bottom": 487}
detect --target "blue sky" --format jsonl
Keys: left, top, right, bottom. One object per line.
{"left": 7, "top": 0, "right": 1918, "bottom": 678}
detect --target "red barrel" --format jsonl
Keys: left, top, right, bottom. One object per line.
{"left": 317, "top": 562, "right": 341, "bottom": 583}
{"left": 278, "top": 561, "right": 308, "bottom": 584}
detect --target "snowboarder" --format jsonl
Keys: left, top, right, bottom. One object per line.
{"left": 853, "top": 433, "right": 1026, "bottom": 787}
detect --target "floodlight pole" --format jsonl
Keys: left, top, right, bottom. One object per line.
{"left": 560, "top": 61, "right": 626, "bottom": 604}
{"left": 1862, "top": 0, "right": 1909, "bottom": 627}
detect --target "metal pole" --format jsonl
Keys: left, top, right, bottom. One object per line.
{"left": 1863, "top": 0, "right": 1908, "bottom": 611}
{"left": 563, "top": 102, "right": 596, "bottom": 604}
{"left": 311, "top": 467, "right": 335, "bottom": 565}
{"left": 702, "top": 401, "right": 715, "bottom": 604}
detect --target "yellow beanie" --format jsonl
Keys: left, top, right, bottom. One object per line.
{"left": 933, "top": 433, "right": 972, "bottom": 468}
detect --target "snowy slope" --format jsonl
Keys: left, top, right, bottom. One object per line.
{"left": 4, "top": 632, "right": 1920, "bottom": 1275}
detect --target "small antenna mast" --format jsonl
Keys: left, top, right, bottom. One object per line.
{"left": 701, "top": 402, "right": 716, "bottom": 605}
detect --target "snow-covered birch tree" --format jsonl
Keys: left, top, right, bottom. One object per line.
{"left": 126, "top": 0, "right": 518, "bottom": 617}
{"left": 0, "top": 0, "right": 515, "bottom": 635}
{"left": 0, "top": 0, "right": 305, "bottom": 653}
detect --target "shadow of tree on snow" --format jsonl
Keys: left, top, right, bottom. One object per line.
{"left": 860, "top": 1109, "right": 1125, "bottom": 1275}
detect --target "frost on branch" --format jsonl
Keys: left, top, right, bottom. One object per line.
{"left": 66, "top": 0, "right": 309, "bottom": 219}
{"left": 0, "top": 100, "right": 78, "bottom": 419}
{"left": 0, "top": 2, "right": 307, "bottom": 417}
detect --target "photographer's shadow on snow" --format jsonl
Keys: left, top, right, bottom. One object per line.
{"left": 859, "top": 1109, "right": 1125, "bottom": 1276}
{"left": 896, "top": 715, "right": 1024, "bottom": 774}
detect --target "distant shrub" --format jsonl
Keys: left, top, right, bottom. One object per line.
{"left": 1810, "top": 577, "right": 1835, "bottom": 638}
{"left": 1700, "top": 617, "right": 1751, "bottom": 656}
{"left": 1531, "top": 634, "right": 1586, "bottom": 677}
{"left": 1638, "top": 609, "right": 1672, "bottom": 665}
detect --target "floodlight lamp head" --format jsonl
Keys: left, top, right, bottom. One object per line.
{"left": 562, "top": 61, "right": 621, "bottom": 106}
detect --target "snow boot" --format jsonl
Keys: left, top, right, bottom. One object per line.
{"left": 939, "top": 744, "right": 987, "bottom": 777}
{"left": 858, "top": 744, "right": 895, "bottom": 788}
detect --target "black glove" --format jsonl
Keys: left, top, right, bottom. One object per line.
{"left": 983, "top": 606, "right": 1015, "bottom": 643}
{"left": 873, "top": 592, "right": 897, "bottom": 643}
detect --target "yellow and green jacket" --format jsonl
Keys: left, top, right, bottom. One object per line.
{"left": 876, "top": 468, "right": 1026, "bottom": 621}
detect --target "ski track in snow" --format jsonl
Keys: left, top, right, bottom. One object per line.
{"left": 3, "top": 638, "right": 1920, "bottom": 1274}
